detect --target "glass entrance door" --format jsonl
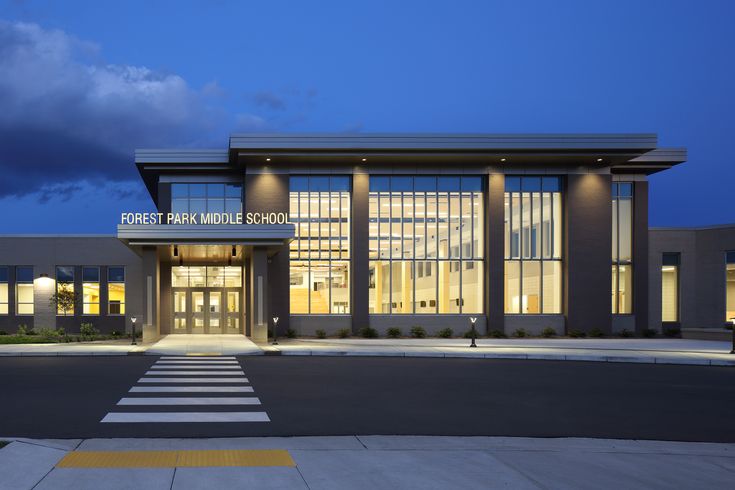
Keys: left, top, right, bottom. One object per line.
{"left": 208, "top": 291, "right": 222, "bottom": 334}
{"left": 171, "top": 265, "right": 243, "bottom": 334}
{"left": 192, "top": 290, "right": 205, "bottom": 334}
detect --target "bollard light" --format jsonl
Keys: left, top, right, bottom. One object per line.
{"left": 272, "top": 316, "right": 280, "bottom": 346}
{"left": 469, "top": 317, "right": 478, "bottom": 348}
{"left": 130, "top": 316, "right": 138, "bottom": 346}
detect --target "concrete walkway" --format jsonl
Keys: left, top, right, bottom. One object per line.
{"left": 145, "top": 334, "right": 263, "bottom": 356}
{"left": 1, "top": 436, "right": 733, "bottom": 489}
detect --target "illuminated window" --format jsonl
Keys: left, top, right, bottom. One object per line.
{"left": 171, "top": 183, "right": 242, "bottom": 215}
{"left": 16, "top": 266, "right": 34, "bottom": 315}
{"left": 0, "top": 267, "right": 8, "bottom": 315}
{"left": 661, "top": 253, "right": 679, "bottom": 322}
{"left": 289, "top": 176, "right": 351, "bottom": 314}
{"left": 108, "top": 267, "right": 125, "bottom": 315}
{"left": 56, "top": 266, "right": 75, "bottom": 316}
{"left": 727, "top": 251, "right": 735, "bottom": 323}
{"left": 612, "top": 182, "right": 633, "bottom": 313}
{"left": 504, "top": 177, "right": 562, "bottom": 314}
{"left": 82, "top": 267, "right": 100, "bottom": 315}
{"left": 369, "top": 176, "right": 483, "bottom": 314}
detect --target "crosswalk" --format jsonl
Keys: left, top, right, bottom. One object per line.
{"left": 101, "top": 356, "right": 270, "bottom": 423}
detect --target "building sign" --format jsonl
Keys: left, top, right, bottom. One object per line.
{"left": 120, "top": 212, "right": 290, "bottom": 225}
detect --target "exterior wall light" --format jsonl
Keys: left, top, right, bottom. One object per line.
{"left": 39, "top": 273, "right": 48, "bottom": 278}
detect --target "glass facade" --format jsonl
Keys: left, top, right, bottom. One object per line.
{"left": 661, "top": 253, "right": 679, "bottom": 322}
{"left": 612, "top": 182, "right": 633, "bottom": 314}
{"left": 727, "top": 251, "right": 735, "bottom": 323}
{"left": 289, "top": 176, "right": 351, "bottom": 314}
{"left": 368, "top": 176, "right": 483, "bottom": 314}
{"left": 0, "top": 267, "right": 7, "bottom": 315}
{"left": 171, "top": 183, "right": 242, "bottom": 215}
{"left": 82, "top": 267, "right": 100, "bottom": 315}
{"left": 56, "top": 266, "right": 74, "bottom": 315}
{"left": 16, "top": 266, "right": 33, "bottom": 315}
{"left": 504, "top": 176, "right": 562, "bottom": 314}
{"left": 108, "top": 267, "right": 125, "bottom": 315}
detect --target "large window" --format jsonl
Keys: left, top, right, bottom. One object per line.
{"left": 0, "top": 267, "right": 8, "bottom": 314}
{"left": 171, "top": 183, "right": 242, "bottom": 215}
{"left": 504, "top": 176, "right": 562, "bottom": 314}
{"left": 612, "top": 182, "right": 633, "bottom": 314}
{"left": 108, "top": 267, "right": 126, "bottom": 315}
{"left": 368, "top": 176, "right": 483, "bottom": 314}
{"left": 661, "top": 253, "right": 679, "bottom": 322}
{"left": 727, "top": 251, "right": 735, "bottom": 323}
{"left": 171, "top": 266, "right": 242, "bottom": 287}
{"left": 16, "top": 266, "right": 33, "bottom": 315}
{"left": 56, "top": 266, "right": 74, "bottom": 315}
{"left": 82, "top": 267, "right": 100, "bottom": 315}
{"left": 289, "top": 176, "right": 350, "bottom": 314}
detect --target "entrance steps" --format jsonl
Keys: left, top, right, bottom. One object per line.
{"left": 146, "top": 335, "right": 264, "bottom": 356}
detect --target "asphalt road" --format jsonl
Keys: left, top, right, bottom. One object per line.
{"left": 0, "top": 356, "right": 734, "bottom": 441}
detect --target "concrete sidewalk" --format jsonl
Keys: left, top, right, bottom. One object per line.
{"left": 0, "top": 435, "right": 733, "bottom": 489}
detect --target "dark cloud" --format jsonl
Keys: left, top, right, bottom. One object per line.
{"left": 0, "top": 21, "right": 242, "bottom": 198}
{"left": 253, "top": 91, "right": 286, "bottom": 110}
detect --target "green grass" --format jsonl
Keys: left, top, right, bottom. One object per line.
{"left": 0, "top": 336, "right": 60, "bottom": 344}
{"left": 0, "top": 441, "right": 8, "bottom": 449}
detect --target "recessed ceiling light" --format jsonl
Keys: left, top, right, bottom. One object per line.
{"left": 500, "top": 158, "right": 506, "bottom": 162}
{"left": 266, "top": 157, "right": 271, "bottom": 162}
{"left": 597, "top": 158, "right": 603, "bottom": 162}
{"left": 361, "top": 158, "right": 367, "bottom": 162}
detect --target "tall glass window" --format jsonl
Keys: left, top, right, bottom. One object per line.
{"left": 368, "top": 176, "right": 483, "bottom": 314}
{"left": 56, "top": 266, "right": 75, "bottom": 316}
{"left": 16, "top": 266, "right": 34, "bottom": 315}
{"left": 727, "top": 251, "right": 735, "bottom": 323}
{"left": 289, "top": 176, "right": 351, "bottom": 314}
{"left": 82, "top": 267, "right": 100, "bottom": 315}
{"left": 171, "top": 183, "right": 242, "bottom": 215}
{"left": 504, "top": 177, "right": 562, "bottom": 314}
{"left": 612, "top": 182, "right": 633, "bottom": 314}
{"left": 108, "top": 267, "right": 126, "bottom": 315}
{"left": 661, "top": 253, "right": 679, "bottom": 322}
{"left": 0, "top": 267, "right": 8, "bottom": 314}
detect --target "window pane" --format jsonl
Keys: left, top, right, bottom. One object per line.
{"left": 83, "top": 282, "right": 100, "bottom": 315}
{"left": 617, "top": 265, "right": 633, "bottom": 314}
{"left": 522, "top": 261, "right": 541, "bottom": 314}
{"left": 662, "top": 264, "right": 678, "bottom": 322}
{"left": 17, "top": 284, "right": 34, "bottom": 315}
{"left": 391, "top": 261, "right": 406, "bottom": 314}
{"left": 171, "top": 267, "right": 189, "bottom": 287}
{"left": 618, "top": 198, "right": 632, "bottom": 262}
{"left": 330, "top": 176, "right": 350, "bottom": 191}
{"left": 473, "top": 192, "right": 484, "bottom": 258}
{"left": 438, "top": 194, "right": 449, "bottom": 259}
{"left": 189, "top": 266, "right": 206, "bottom": 287}
{"left": 369, "top": 176, "right": 390, "bottom": 192}
{"left": 16, "top": 266, "right": 33, "bottom": 283}
{"left": 206, "top": 267, "right": 225, "bottom": 287}
{"left": 505, "top": 261, "right": 520, "bottom": 314}
{"left": 505, "top": 176, "right": 521, "bottom": 192}
{"left": 109, "top": 267, "right": 125, "bottom": 282}
{"left": 109, "top": 283, "right": 125, "bottom": 315}
{"left": 56, "top": 282, "right": 74, "bottom": 315}
{"left": 0, "top": 267, "right": 8, "bottom": 282}
{"left": 207, "top": 183, "right": 225, "bottom": 198}
{"left": 438, "top": 261, "right": 460, "bottom": 313}
{"left": 309, "top": 262, "right": 330, "bottom": 314}
{"left": 223, "top": 267, "right": 242, "bottom": 287}
{"left": 611, "top": 265, "right": 618, "bottom": 313}
{"left": 0, "top": 284, "right": 8, "bottom": 314}
{"left": 171, "top": 184, "right": 188, "bottom": 198}
{"left": 542, "top": 261, "right": 562, "bottom": 314}
{"left": 289, "top": 262, "right": 309, "bottom": 314}
{"left": 726, "top": 263, "right": 735, "bottom": 322}
{"left": 225, "top": 184, "right": 241, "bottom": 198}
{"left": 462, "top": 261, "right": 483, "bottom": 314}
{"left": 56, "top": 266, "right": 74, "bottom": 283}
{"left": 172, "top": 199, "right": 188, "bottom": 214}
{"left": 290, "top": 176, "right": 309, "bottom": 192}
{"left": 189, "top": 184, "right": 206, "bottom": 197}
{"left": 415, "top": 261, "right": 436, "bottom": 314}
{"left": 82, "top": 267, "right": 99, "bottom": 282}
{"left": 330, "top": 262, "right": 350, "bottom": 314}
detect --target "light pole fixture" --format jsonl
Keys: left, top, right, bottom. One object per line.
{"left": 730, "top": 317, "right": 735, "bottom": 354}
{"left": 131, "top": 316, "right": 138, "bottom": 346}
{"left": 469, "top": 317, "right": 478, "bottom": 348}
{"left": 272, "top": 316, "right": 279, "bottom": 346}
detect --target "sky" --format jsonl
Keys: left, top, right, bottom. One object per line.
{"left": 0, "top": 0, "right": 733, "bottom": 233}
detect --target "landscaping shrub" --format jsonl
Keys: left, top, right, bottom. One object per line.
{"left": 315, "top": 329, "right": 327, "bottom": 339}
{"left": 437, "top": 328, "right": 453, "bottom": 338}
{"left": 79, "top": 322, "right": 98, "bottom": 340}
{"left": 386, "top": 327, "right": 402, "bottom": 338}
{"left": 463, "top": 329, "right": 478, "bottom": 339}
{"left": 588, "top": 328, "right": 604, "bottom": 338}
{"left": 642, "top": 328, "right": 657, "bottom": 338}
{"left": 337, "top": 328, "right": 351, "bottom": 339}
{"left": 110, "top": 330, "right": 121, "bottom": 338}
{"left": 540, "top": 327, "right": 556, "bottom": 338}
{"left": 489, "top": 329, "right": 506, "bottom": 338}
{"left": 664, "top": 327, "right": 681, "bottom": 338}
{"left": 16, "top": 324, "right": 28, "bottom": 336}
{"left": 568, "top": 329, "right": 587, "bottom": 338}
{"left": 0, "top": 330, "right": 7, "bottom": 335}
{"left": 286, "top": 328, "right": 297, "bottom": 339}
{"left": 512, "top": 328, "right": 528, "bottom": 338}
{"left": 56, "top": 327, "right": 65, "bottom": 337}
{"left": 410, "top": 326, "right": 426, "bottom": 339}
{"left": 359, "top": 326, "right": 379, "bottom": 338}
{"left": 38, "top": 328, "right": 59, "bottom": 340}
{"left": 618, "top": 329, "right": 634, "bottom": 338}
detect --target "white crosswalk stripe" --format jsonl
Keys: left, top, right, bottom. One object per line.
{"left": 101, "top": 357, "right": 270, "bottom": 424}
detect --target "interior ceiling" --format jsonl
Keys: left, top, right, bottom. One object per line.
{"left": 168, "top": 245, "right": 244, "bottom": 264}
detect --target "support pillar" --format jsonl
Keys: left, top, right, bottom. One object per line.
{"left": 141, "top": 246, "right": 160, "bottom": 343}
{"left": 250, "top": 248, "right": 269, "bottom": 343}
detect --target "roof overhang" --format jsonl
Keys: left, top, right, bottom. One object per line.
{"left": 117, "top": 224, "right": 295, "bottom": 250}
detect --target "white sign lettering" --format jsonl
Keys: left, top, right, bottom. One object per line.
{"left": 120, "top": 212, "right": 289, "bottom": 225}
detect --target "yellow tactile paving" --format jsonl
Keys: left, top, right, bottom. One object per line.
{"left": 56, "top": 450, "right": 295, "bottom": 468}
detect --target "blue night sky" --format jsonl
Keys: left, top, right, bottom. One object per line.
{"left": 0, "top": 0, "right": 733, "bottom": 233}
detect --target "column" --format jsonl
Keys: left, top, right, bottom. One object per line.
{"left": 351, "top": 171, "right": 369, "bottom": 331}
{"left": 141, "top": 246, "right": 160, "bottom": 342}
{"left": 633, "top": 180, "right": 649, "bottom": 334}
{"left": 486, "top": 173, "right": 505, "bottom": 335}
{"left": 250, "top": 248, "right": 269, "bottom": 343}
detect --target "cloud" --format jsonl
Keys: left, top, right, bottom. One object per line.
{"left": 0, "top": 20, "right": 249, "bottom": 198}
{"left": 252, "top": 90, "right": 286, "bottom": 110}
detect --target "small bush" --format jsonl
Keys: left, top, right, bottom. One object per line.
{"left": 337, "top": 328, "right": 351, "bottom": 339}
{"left": 618, "top": 329, "right": 634, "bottom": 338}
{"left": 489, "top": 329, "right": 506, "bottom": 338}
{"left": 315, "top": 329, "right": 327, "bottom": 339}
{"left": 642, "top": 328, "right": 657, "bottom": 338}
{"left": 26, "top": 328, "right": 37, "bottom": 336}
{"left": 588, "top": 328, "right": 605, "bottom": 338}
{"left": 38, "top": 328, "right": 59, "bottom": 340}
{"left": 80, "top": 322, "right": 98, "bottom": 340}
{"left": 286, "top": 328, "right": 297, "bottom": 339}
{"left": 410, "top": 326, "right": 426, "bottom": 339}
{"left": 664, "top": 327, "right": 681, "bottom": 338}
{"left": 359, "top": 326, "right": 379, "bottom": 338}
{"left": 16, "top": 324, "right": 28, "bottom": 336}
{"left": 512, "top": 328, "right": 528, "bottom": 338}
{"left": 568, "top": 329, "right": 587, "bottom": 338}
{"left": 0, "top": 330, "right": 7, "bottom": 335}
{"left": 437, "top": 328, "right": 453, "bottom": 338}
{"left": 386, "top": 327, "right": 402, "bottom": 338}
{"left": 56, "top": 327, "right": 66, "bottom": 337}
{"left": 540, "top": 327, "right": 556, "bottom": 338}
